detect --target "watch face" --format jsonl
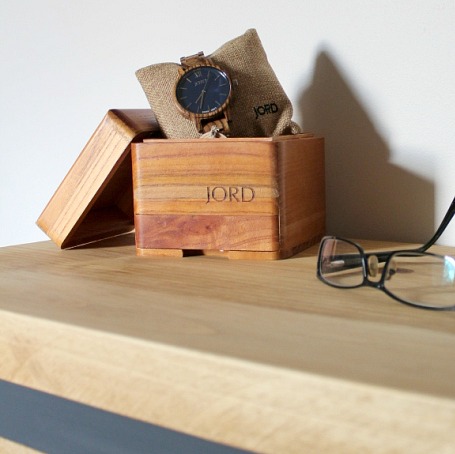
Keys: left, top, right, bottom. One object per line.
{"left": 176, "top": 66, "right": 231, "bottom": 116}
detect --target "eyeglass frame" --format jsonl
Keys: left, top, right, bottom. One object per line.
{"left": 316, "top": 196, "right": 455, "bottom": 311}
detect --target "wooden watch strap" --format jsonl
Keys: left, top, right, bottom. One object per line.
{"left": 201, "top": 118, "right": 230, "bottom": 135}
{"left": 180, "top": 52, "right": 212, "bottom": 68}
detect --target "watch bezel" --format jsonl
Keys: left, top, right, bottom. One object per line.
{"left": 174, "top": 63, "right": 232, "bottom": 121}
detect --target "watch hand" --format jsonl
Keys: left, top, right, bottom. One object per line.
{"left": 195, "top": 74, "right": 211, "bottom": 111}
{"left": 196, "top": 90, "right": 206, "bottom": 110}
{"left": 198, "top": 72, "right": 211, "bottom": 109}
{"left": 203, "top": 72, "right": 210, "bottom": 90}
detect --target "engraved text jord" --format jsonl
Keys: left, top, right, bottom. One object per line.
{"left": 206, "top": 186, "right": 255, "bottom": 203}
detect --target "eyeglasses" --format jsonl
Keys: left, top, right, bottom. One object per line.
{"left": 317, "top": 197, "right": 455, "bottom": 310}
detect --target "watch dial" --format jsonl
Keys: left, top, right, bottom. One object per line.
{"left": 176, "top": 66, "right": 231, "bottom": 115}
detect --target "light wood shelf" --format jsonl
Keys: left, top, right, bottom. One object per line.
{"left": 1, "top": 236, "right": 454, "bottom": 453}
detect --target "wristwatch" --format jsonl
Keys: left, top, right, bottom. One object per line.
{"left": 175, "top": 52, "right": 232, "bottom": 136}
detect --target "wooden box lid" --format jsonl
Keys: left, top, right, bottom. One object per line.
{"left": 37, "top": 109, "right": 161, "bottom": 248}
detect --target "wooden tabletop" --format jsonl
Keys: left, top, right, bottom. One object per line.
{"left": 1, "top": 236, "right": 454, "bottom": 453}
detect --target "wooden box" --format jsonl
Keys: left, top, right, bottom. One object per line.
{"left": 132, "top": 134, "right": 325, "bottom": 259}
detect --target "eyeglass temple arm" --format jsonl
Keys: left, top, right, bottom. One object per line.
{"left": 322, "top": 196, "right": 455, "bottom": 272}
{"left": 417, "top": 196, "right": 455, "bottom": 252}
{"left": 371, "top": 196, "right": 455, "bottom": 262}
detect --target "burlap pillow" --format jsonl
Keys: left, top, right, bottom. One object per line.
{"left": 136, "top": 29, "right": 301, "bottom": 138}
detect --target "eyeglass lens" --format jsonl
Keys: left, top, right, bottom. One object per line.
{"left": 384, "top": 252, "right": 455, "bottom": 309}
{"left": 319, "top": 238, "right": 364, "bottom": 287}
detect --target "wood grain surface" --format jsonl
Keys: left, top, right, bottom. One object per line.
{"left": 1, "top": 237, "right": 454, "bottom": 453}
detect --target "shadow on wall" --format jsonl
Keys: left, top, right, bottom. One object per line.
{"left": 299, "top": 51, "right": 435, "bottom": 244}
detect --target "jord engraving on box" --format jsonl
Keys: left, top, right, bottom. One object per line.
{"left": 206, "top": 186, "right": 255, "bottom": 203}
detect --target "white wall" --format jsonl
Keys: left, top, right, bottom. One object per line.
{"left": 1, "top": 0, "right": 454, "bottom": 248}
